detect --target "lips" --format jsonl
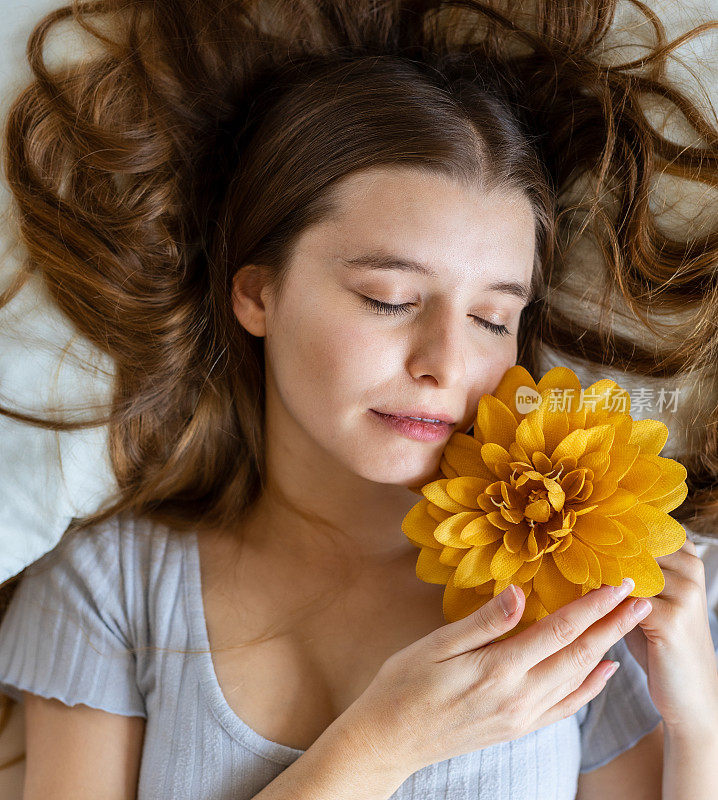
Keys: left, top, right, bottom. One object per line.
{"left": 372, "top": 409, "right": 456, "bottom": 425}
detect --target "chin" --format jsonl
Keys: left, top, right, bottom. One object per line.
{"left": 357, "top": 460, "right": 443, "bottom": 488}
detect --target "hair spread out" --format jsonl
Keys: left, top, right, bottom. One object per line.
{"left": 0, "top": 0, "right": 717, "bottom": 767}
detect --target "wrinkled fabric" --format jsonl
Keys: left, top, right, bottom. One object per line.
{"left": 0, "top": 513, "right": 697, "bottom": 799}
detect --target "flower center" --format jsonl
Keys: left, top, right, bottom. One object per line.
{"left": 483, "top": 456, "right": 596, "bottom": 561}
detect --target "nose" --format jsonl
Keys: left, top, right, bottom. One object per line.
{"left": 405, "top": 306, "right": 469, "bottom": 387}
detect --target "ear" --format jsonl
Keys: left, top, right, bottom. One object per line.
{"left": 231, "top": 264, "right": 271, "bottom": 337}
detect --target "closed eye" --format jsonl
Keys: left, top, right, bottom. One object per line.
{"left": 359, "top": 295, "right": 511, "bottom": 337}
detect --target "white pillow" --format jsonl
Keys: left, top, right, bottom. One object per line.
{"left": 0, "top": 0, "right": 117, "bottom": 586}
{"left": 0, "top": 0, "right": 716, "bottom": 586}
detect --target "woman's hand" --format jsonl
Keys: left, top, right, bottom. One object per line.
{"left": 341, "top": 579, "right": 643, "bottom": 777}
{"left": 623, "top": 537, "right": 718, "bottom": 734}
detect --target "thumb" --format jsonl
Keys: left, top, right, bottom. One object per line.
{"left": 436, "top": 584, "right": 525, "bottom": 658}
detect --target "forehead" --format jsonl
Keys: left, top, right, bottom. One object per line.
{"left": 311, "top": 166, "right": 537, "bottom": 286}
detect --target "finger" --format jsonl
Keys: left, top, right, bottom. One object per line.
{"left": 656, "top": 551, "right": 698, "bottom": 570}
{"left": 428, "top": 584, "right": 526, "bottom": 659}
{"left": 682, "top": 537, "right": 698, "bottom": 555}
{"left": 648, "top": 577, "right": 693, "bottom": 602}
{"left": 655, "top": 555, "right": 706, "bottom": 589}
{"left": 535, "top": 658, "right": 619, "bottom": 729}
{"left": 501, "top": 578, "right": 636, "bottom": 671}
{"left": 656, "top": 536, "right": 699, "bottom": 566}
{"left": 530, "top": 594, "right": 649, "bottom": 707}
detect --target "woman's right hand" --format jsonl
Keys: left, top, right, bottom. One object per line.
{"left": 343, "top": 577, "right": 651, "bottom": 776}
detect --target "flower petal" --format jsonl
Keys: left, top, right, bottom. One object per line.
{"left": 421, "top": 479, "right": 468, "bottom": 513}
{"left": 583, "top": 423, "right": 616, "bottom": 454}
{"left": 553, "top": 539, "right": 590, "bottom": 584}
{"left": 601, "top": 443, "right": 640, "bottom": 485}
{"left": 485, "top": 510, "right": 514, "bottom": 531}
{"left": 568, "top": 536, "right": 603, "bottom": 588}
{"left": 536, "top": 366, "right": 583, "bottom": 408}
{"left": 433, "top": 511, "right": 482, "bottom": 548}
{"left": 546, "top": 482, "right": 566, "bottom": 512}
{"left": 587, "top": 523, "right": 642, "bottom": 557}
{"left": 401, "top": 498, "right": 442, "bottom": 548}
{"left": 442, "top": 433, "right": 496, "bottom": 480}
{"left": 631, "top": 504, "right": 687, "bottom": 557}
{"left": 636, "top": 456, "right": 688, "bottom": 504}
{"left": 525, "top": 499, "right": 551, "bottom": 523}
{"left": 460, "top": 515, "right": 505, "bottom": 546}
{"left": 572, "top": 513, "right": 625, "bottom": 545}
{"left": 551, "top": 428, "right": 589, "bottom": 463}
{"left": 481, "top": 443, "right": 513, "bottom": 480}
{"left": 416, "top": 546, "right": 455, "bottom": 584}
{"left": 453, "top": 542, "right": 502, "bottom": 587}
{"left": 583, "top": 380, "right": 627, "bottom": 426}
{"left": 509, "top": 441, "right": 531, "bottom": 463}
{"left": 504, "top": 524, "right": 528, "bottom": 553}
{"left": 476, "top": 394, "right": 519, "bottom": 450}
{"left": 533, "top": 555, "right": 583, "bottom": 614}
{"left": 618, "top": 550, "right": 666, "bottom": 596}
{"left": 575, "top": 488, "right": 637, "bottom": 516}
{"left": 561, "top": 469, "right": 588, "bottom": 500}
{"left": 612, "top": 507, "right": 650, "bottom": 538}
{"left": 439, "top": 455, "right": 461, "bottom": 479}
{"left": 516, "top": 415, "right": 546, "bottom": 455}
{"left": 514, "top": 554, "right": 542, "bottom": 582}
{"left": 580, "top": 450, "right": 610, "bottom": 481}
{"left": 598, "top": 553, "right": 624, "bottom": 587}
{"left": 489, "top": 542, "right": 525, "bottom": 580}
{"left": 645, "top": 482, "right": 688, "bottom": 514}
{"left": 492, "top": 364, "right": 538, "bottom": 420}
{"left": 446, "top": 476, "right": 491, "bottom": 508}
{"left": 620, "top": 455, "right": 662, "bottom": 496}
{"left": 439, "top": 545, "right": 466, "bottom": 566}
{"left": 629, "top": 419, "right": 669, "bottom": 455}
{"left": 524, "top": 588, "right": 550, "bottom": 622}
{"left": 428, "top": 507, "right": 453, "bottom": 530}
{"left": 533, "top": 452, "right": 554, "bottom": 473}
{"left": 541, "top": 409, "right": 570, "bottom": 457}
{"left": 477, "top": 494, "right": 499, "bottom": 513}
{"left": 590, "top": 474, "right": 619, "bottom": 503}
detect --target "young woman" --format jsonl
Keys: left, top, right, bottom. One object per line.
{"left": 0, "top": 1, "right": 716, "bottom": 798}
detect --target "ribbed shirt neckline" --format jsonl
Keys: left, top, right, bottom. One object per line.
{"left": 182, "top": 529, "right": 307, "bottom": 765}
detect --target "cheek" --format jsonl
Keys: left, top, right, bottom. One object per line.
{"left": 272, "top": 302, "right": 381, "bottom": 422}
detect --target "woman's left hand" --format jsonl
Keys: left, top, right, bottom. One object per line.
{"left": 623, "top": 537, "right": 718, "bottom": 733}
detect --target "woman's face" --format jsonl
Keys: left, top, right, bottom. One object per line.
{"left": 233, "top": 165, "right": 536, "bottom": 491}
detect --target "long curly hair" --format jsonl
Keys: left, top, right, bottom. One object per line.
{"left": 1, "top": 0, "right": 717, "bottom": 772}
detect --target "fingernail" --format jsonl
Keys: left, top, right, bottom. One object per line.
{"left": 499, "top": 584, "right": 519, "bottom": 617}
{"left": 612, "top": 577, "right": 634, "bottom": 599}
{"left": 604, "top": 661, "right": 620, "bottom": 680}
{"left": 632, "top": 599, "right": 652, "bottom": 619}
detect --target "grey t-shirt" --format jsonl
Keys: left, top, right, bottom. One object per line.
{"left": 0, "top": 512, "right": 674, "bottom": 799}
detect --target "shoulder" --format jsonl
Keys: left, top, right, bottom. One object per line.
{"left": 26, "top": 511, "right": 132, "bottom": 574}
{"left": 17, "top": 511, "right": 186, "bottom": 643}
{"left": 25, "top": 510, "right": 181, "bottom": 586}
{"left": 0, "top": 512, "right": 160, "bottom": 716}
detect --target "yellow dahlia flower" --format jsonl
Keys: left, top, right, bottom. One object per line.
{"left": 401, "top": 365, "right": 688, "bottom": 640}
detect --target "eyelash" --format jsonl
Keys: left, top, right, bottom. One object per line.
{"left": 359, "top": 296, "right": 512, "bottom": 337}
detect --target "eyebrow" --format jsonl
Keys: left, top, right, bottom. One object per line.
{"left": 340, "top": 252, "right": 535, "bottom": 303}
